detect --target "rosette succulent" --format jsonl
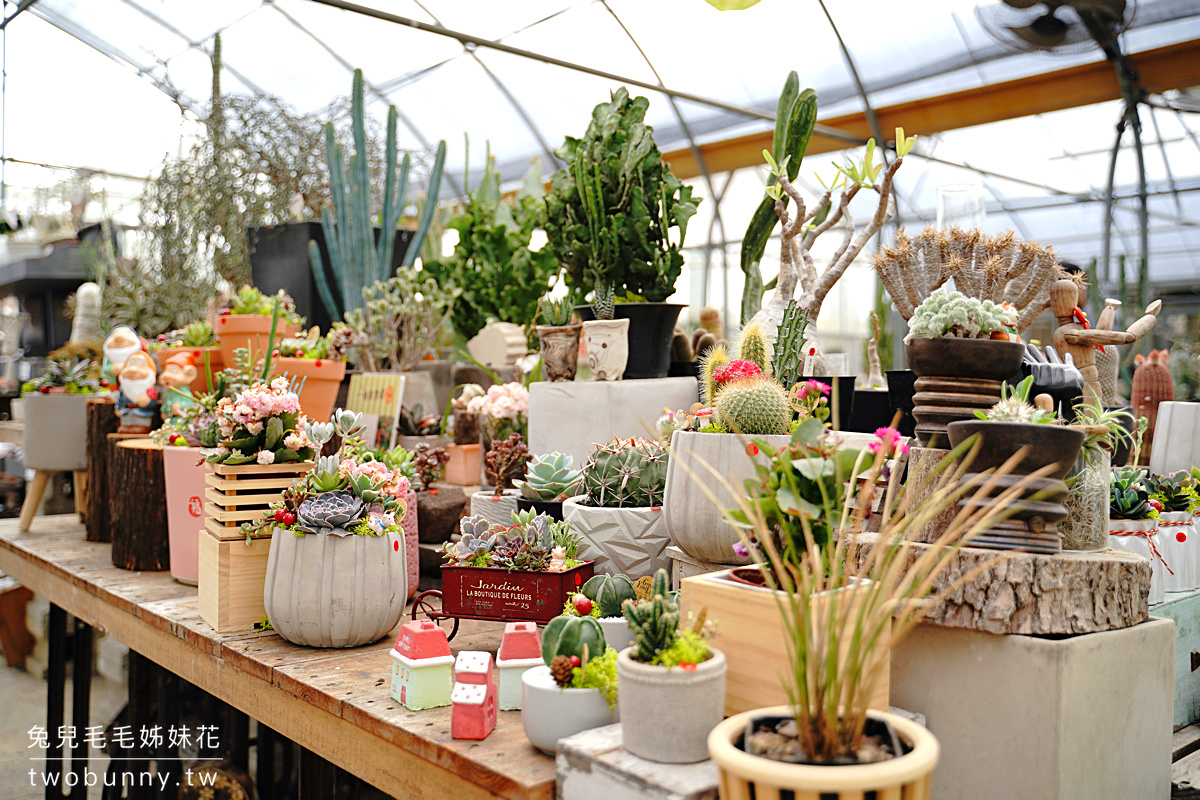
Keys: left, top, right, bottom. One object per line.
{"left": 294, "top": 490, "right": 367, "bottom": 536}
{"left": 491, "top": 521, "right": 554, "bottom": 572}
{"left": 515, "top": 452, "right": 582, "bottom": 501}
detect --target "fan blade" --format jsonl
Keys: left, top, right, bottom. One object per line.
{"left": 1001, "top": 0, "right": 1043, "bottom": 8}
{"left": 1007, "top": 11, "right": 1070, "bottom": 47}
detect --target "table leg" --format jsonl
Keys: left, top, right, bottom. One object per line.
{"left": 298, "top": 747, "right": 334, "bottom": 799}
{"left": 43, "top": 605, "right": 93, "bottom": 800}
{"left": 72, "top": 471, "right": 87, "bottom": 518}
{"left": 19, "top": 471, "right": 51, "bottom": 532}
{"left": 45, "top": 605, "right": 66, "bottom": 800}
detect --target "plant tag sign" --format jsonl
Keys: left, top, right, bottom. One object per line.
{"left": 633, "top": 576, "right": 654, "bottom": 601}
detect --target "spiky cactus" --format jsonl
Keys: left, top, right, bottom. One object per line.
{"left": 699, "top": 306, "right": 723, "bottom": 338}
{"left": 699, "top": 343, "right": 730, "bottom": 406}
{"left": 771, "top": 301, "right": 809, "bottom": 389}
{"left": 671, "top": 330, "right": 692, "bottom": 362}
{"left": 1131, "top": 350, "right": 1174, "bottom": 464}
{"left": 309, "top": 69, "right": 447, "bottom": 320}
{"left": 581, "top": 574, "right": 637, "bottom": 618}
{"left": 715, "top": 376, "right": 791, "bottom": 435}
{"left": 736, "top": 321, "right": 772, "bottom": 376}
{"left": 581, "top": 437, "right": 669, "bottom": 508}
{"left": 542, "top": 615, "right": 606, "bottom": 668}
{"left": 622, "top": 569, "right": 678, "bottom": 663}
{"left": 905, "top": 288, "right": 1019, "bottom": 341}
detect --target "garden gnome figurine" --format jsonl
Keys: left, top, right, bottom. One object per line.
{"left": 158, "top": 352, "right": 198, "bottom": 425}
{"left": 1050, "top": 278, "right": 1161, "bottom": 408}
{"left": 103, "top": 325, "right": 142, "bottom": 384}
{"left": 113, "top": 351, "right": 160, "bottom": 433}
{"left": 450, "top": 651, "right": 497, "bottom": 740}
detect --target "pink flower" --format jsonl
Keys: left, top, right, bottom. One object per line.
{"left": 732, "top": 541, "right": 751, "bottom": 558}
{"left": 713, "top": 360, "right": 762, "bottom": 384}
{"left": 257, "top": 450, "right": 275, "bottom": 465}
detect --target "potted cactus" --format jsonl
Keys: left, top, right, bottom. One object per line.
{"left": 469, "top": 432, "right": 530, "bottom": 526}
{"left": 215, "top": 286, "right": 303, "bottom": 366}
{"left": 580, "top": 283, "right": 629, "bottom": 381}
{"left": 563, "top": 437, "right": 670, "bottom": 579}
{"left": 1108, "top": 466, "right": 1166, "bottom": 604}
{"left": 536, "top": 296, "right": 581, "bottom": 382}
{"left": 521, "top": 614, "right": 619, "bottom": 754}
{"left": 515, "top": 451, "right": 582, "bottom": 521}
{"left": 438, "top": 511, "right": 594, "bottom": 624}
{"left": 619, "top": 569, "right": 724, "bottom": 764}
{"left": 561, "top": 572, "right": 638, "bottom": 652}
{"left": 258, "top": 410, "right": 409, "bottom": 648}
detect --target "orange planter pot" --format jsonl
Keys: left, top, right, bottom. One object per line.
{"left": 443, "top": 443, "right": 481, "bottom": 486}
{"left": 215, "top": 314, "right": 300, "bottom": 366}
{"left": 154, "top": 347, "right": 224, "bottom": 394}
{"left": 270, "top": 357, "right": 347, "bottom": 422}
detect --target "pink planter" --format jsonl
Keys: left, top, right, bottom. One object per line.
{"left": 163, "top": 446, "right": 210, "bottom": 585}
{"left": 403, "top": 488, "right": 419, "bottom": 600}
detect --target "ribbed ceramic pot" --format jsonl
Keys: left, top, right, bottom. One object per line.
{"left": 470, "top": 490, "right": 520, "bottom": 527}
{"left": 618, "top": 647, "right": 726, "bottom": 763}
{"left": 582, "top": 319, "right": 630, "bottom": 381}
{"left": 263, "top": 526, "right": 407, "bottom": 648}
{"left": 1107, "top": 517, "right": 1164, "bottom": 605}
{"left": 537, "top": 323, "right": 581, "bottom": 382}
{"left": 1158, "top": 511, "right": 1199, "bottom": 594}
{"left": 563, "top": 497, "right": 669, "bottom": 579}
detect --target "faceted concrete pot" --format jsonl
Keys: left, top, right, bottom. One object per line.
{"left": 663, "top": 430, "right": 790, "bottom": 565}
{"left": 470, "top": 489, "right": 519, "bottom": 528}
{"left": 537, "top": 323, "right": 581, "bottom": 382}
{"left": 521, "top": 665, "right": 618, "bottom": 755}
{"left": 618, "top": 647, "right": 726, "bottom": 763}
{"left": 563, "top": 496, "right": 669, "bottom": 579}
{"left": 581, "top": 319, "right": 629, "bottom": 381}
{"left": 1108, "top": 517, "right": 1164, "bottom": 605}
{"left": 708, "top": 706, "right": 937, "bottom": 799}
{"left": 263, "top": 526, "right": 407, "bottom": 648}
{"left": 162, "top": 445, "right": 208, "bottom": 586}
{"left": 23, "top": 393, "right": 98, "bottom": 471}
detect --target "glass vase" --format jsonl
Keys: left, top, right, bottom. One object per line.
{"left": 1059, "top": 449, "right": 1111, "bottom": 551}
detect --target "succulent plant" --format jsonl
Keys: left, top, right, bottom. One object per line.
{"left": 294, "top": 490, "right": 367, "bottom": 535}
{"left": 735, "top": 321, "right": 772, "bottom": 376}
{"left": 515, "top": 452, "right": 582, "bottom": 501}
{"left": 977, "top": 376, "right": 1054, "bottom": 424}
{"left": 591, "top": 280, "right": 615, "bottom": 322}
{"left": 771, "top": 301, "right": 809, "bottom": 389}
{"left": 412, "top": 442, "right": 449, "bottom": 491}
{"left": 443, "top": 527, "right": 505, "bottom": 563}
{"left": 581, "top": 437, "right": 669, "bottom": 508}
{"left": 308, "top": 454, "right": 347, "bottom": 493}
{"left": 699, "top": 343, "right": 730, "bottom": 406}
{"left": 542, "top": 615, "right": 606, "bottom": 669}
{"left": 491, "top": 515, "right": 555, "bottom": 571}
{"left": 23, "top": 356, "right": 101, "bottom": 395}
{"left": 485, "top": 433, "right": 530, "bottom": 494}
{"left": 1146, "top": 471, "right": 1200, "bottom": 513}
{"left": 540, "top": 296, "right": 575, "bottom": 327}
{"left": 714, "top": 376, "right": 792, "bottom": 435}
{"left": 1110, "top": 467, "right": 1158, "bottom": 521}
{"left": 905, "top": 287, "right": 1019, "bottom": 341}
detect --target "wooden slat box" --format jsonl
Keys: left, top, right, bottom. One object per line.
{"left": 198, "top": 530, "right": 272, "bottom": 633}
{"left": 203, "top": 460, "right": 312, "bottom": 540}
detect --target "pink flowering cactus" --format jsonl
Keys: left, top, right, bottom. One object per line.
{"left": 713, "top": 359, "right": 763, "bottom": 384}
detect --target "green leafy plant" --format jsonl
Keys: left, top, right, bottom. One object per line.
{"left": 544, "top": 87, "right": 699, "bottom": 303}
{"left": 22, "top": 357, "right": 100, "bottom": 396}
{"left": 425, "top": 146, "right": 560, "bottom": 341}
{"left": 907, "top": 287, "right": 1019, "bottom": 341}
{"left": 1110, "top": 466, "right": 1159, "bottom": 520}
{"left": 341, "top": 272, "right": 458, "bottom": 372}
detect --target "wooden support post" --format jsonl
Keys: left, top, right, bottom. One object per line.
{"left": 84, "top": 399, "right": 119, "bottom": 542}
{"left": 109, "top": 438, "right": 169, "bottom": 571}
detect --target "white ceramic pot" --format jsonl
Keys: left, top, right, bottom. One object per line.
{"left": 520, "top": 665, "right": 618, "bottom": 754}
{"left": 1108, "top": 517, "right": 1164, "bottom": 605}
{"left": 263, "top": 525, "right": 407, "bottom": 648}
{"left": 563, "top": 496, "right": 669, "bottom": 579}
{"left": 23, "top": 393, "right": 100, "bottom": 471}
{"left": 1157, "top": 511, "right": 1199, "bottom": 594}
{"left": 617, "top": 647, "right": 726, "bottom": 763}
{"left": 470, "top": 490, "right": 520, "bottom": 528}
{"left": 597, "top": 617, "right": 632, "bottom": 653}
{"left": 708, "top": 706, "right": 939, "bottom": 799}
{"left": 664, "top": 430, "right": 791, "bottom": 564}
{"left": 582, "top": 319, "right": 630, "bottom": 381}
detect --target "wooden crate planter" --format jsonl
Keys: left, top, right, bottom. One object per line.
{"left": 680, "top": 569, "right": 889, "bottom": 717}
{"left": 203, "top": 461, "right": 312, "bottom": 540}
{"left": 198, "top": 531, "right": 273, "bottom": 633}
{"left": 440, "top": 562, "right": 595, "bottom": 624}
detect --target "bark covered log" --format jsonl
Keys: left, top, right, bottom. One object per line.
{"left": 109, "top": 439, "right": 169, "bottom": 571}
{"left": 84, "top": 399, "right": 119, "bottom": 542}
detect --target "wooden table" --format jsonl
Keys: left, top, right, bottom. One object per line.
{"left": 0, "top": 514, "right": 555, "bottom": 799}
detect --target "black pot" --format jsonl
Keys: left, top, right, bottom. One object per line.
{"left": 947, "top": 420, "right": 1085, "bottom": 480}
{"left": 576, "top": 303, "right": 685, "bottom": 379}
{"left": 885, "top": 370, "right": 918, "bottom": 438}
{"left": 1108, "top": 405, "right": 1136, "bottom": 467}
{"left": 735, "top": 713, "right": 908, "bottom": 766}
{"left": 800, "top": 375, "right": 855, "bottom": 431}
{"left": 848, "top": 388, "right": 893, "bottom": 433}
{"left": 668, "top": 360, "right": 700, "bottom": 378}
{"left": 516, "top": 497, "right": 564, "bottom": 521}
{"left": 1021, "top": 363, "right": 1082, "bottom": 423}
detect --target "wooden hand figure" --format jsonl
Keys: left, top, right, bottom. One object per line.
{"left": 1050, "top": 279, "right": 1160, "bottom": 407}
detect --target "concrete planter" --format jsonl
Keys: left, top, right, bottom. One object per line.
{"left": 521, "top": 665, "right": 618, "bottom": 755}
{"left": 663, "top": 430, "right": 791, "bottom": 564}
{"left": 24, "top": 393, "right": 99, "bottom": 471}
{"left": 162, "top": 446, "right": 209, "bottom": 585}
{"left": 1108, "top": 517, "right": 1164, "bottom": 605}
{"left": 596, "top": 617, "right": 632, "bottom": 653}
{"left": 262, "top": 525, "right": 407, "bottom": 648}
{"left": 563, "top": 496, "right": 669, "bottom": 579}
{"left": 617, "top": 647, "right": 725, "bottom": 763}
{"left": 1149, "top": 401, "right": 1200, "bottom": 476}
{"left": 470, "top": 490, "right": 519, "bottom": 527}
{"left": 1158, "top": 511, "right": 1199, "bottom": 594}
{"left": 708, "top": 706, "right": 938, "bottom": 799}
{"left": 581, "top": 319, "right": 629, "bottom": 381}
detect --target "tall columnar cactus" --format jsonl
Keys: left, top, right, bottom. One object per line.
{"left": 622, "top": 569, "right": 678, "bottom": 663}
{"left": 699, "top": 343, "right": 730, "bottom": 406}
{"left": 310, "top": 69, "right": 447, "bottom": 320}
{"left": 581, "top": 437, "right": 669, "bottom": 508}
{"left": 1131, "top": 350, "right": 1174, "bottom": 464}
{"left": 736, "top": 321, "right": 772, "bottom": 376}
{"left": 714, "top": 376, "right": 792, "bottom": 435}
{"left": 771, "top": 301, "right": 809, "bottom": 389}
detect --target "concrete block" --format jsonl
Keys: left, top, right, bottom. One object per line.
{"left": 1150, "top": 402, "right": 1200, "bottom": 476}
{"left": 528, "top": 378, "right": 699, "bottom": 465}
{"left": 891, "top": 617, "right": 1174, "bottom": 800}
{"left": 556, "top": 724, "right": 718, "bottom": 800}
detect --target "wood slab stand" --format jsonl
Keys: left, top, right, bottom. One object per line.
{"left": 110, "top": 438, "right": 170, "bottom": 571}
{"left": 851, "top": 532, "right": 1151, "bottom": 635}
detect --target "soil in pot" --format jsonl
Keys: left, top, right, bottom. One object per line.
{"left": 739, "top": 713, "right": 906, "bottom": 767}
{"left": 516, "top": 497, "right": 564, "bottom": 521}
{"left": 577, "top": 303, "right": 685, "bottom": 380}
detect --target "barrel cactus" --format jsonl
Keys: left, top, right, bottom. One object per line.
{"left": 581, "top": 573, "right": 638, "bottom": 618}
{"left": 515, "top": 452, "right": 582, "bottom": 501}
{"left": 294, "top": 490, "right": 367, "bottom": 536}
{"left": 581, "top": 437, "right": 669, "bottom": 508}
{"left": 714, "top": 376, "right": 791, "bottom": 435}
{"left": 542, "top": 614, "right": 607, "bottom": 667}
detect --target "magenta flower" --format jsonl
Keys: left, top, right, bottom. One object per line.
{"left": 731, "top": 541, "right": 751, "bottom": 558}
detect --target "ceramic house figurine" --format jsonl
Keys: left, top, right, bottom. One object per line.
{"left": 390, "top": 620, "right": 454, "bottom": 711}
{"left": 451, "top": 651, "right": 497, "bottom": 740}
{"left": 496, "top": 622, "right": 543, "bottom": 711}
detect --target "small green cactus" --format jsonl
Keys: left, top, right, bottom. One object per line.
{"left": 715, "top": 376, "right": 791, "bottom": 435}
{"left": 581, "top": 573, "right": 638, "bottom": 618}
{"left": 735, "top": 320, "right": 772, "bottom": 376}
{"left": 671, "top": 330, "right": 693, "bottom": 362}
{"left": 772, "top": 301, "right": 809, "bottom": 389}
{"left": 622, "top": 569, "right": 679, "bottom": 663}
{"left": 542, "top": 614, "right": 607, "bottom": 667}
{"left": 581, "top": 437, "right": 669, "bottom": 508}
{"left": 699, "top": 343, "right": 730, "bottom": 405}
{"left": 906, "top": 288, "right": 1018, "bottom": 340}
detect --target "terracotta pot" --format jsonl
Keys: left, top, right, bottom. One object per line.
{"left": 663, "top": 430, "right": 790, "bottom": 564}
{"left": 708, "top": 706, "right": 938, "bottom": 799}
{"left": 1107, "top": 517, "right": 1164, "bottom": 605}
{"left": 162, "top": 446, "right": 209, "bottom": 585}
{"left": 269, "top": 357, "right": 346, "bottom": 422}
{"left": 23, "top": 393, "right": 100, "bottom": 471}
{"left": 905, "top": 337, "right": 1025, "bottom": 447}
{"left": 618, "top": 647, "right": 726, "bottom": 763}
{"left": 563, "top": 496, "right": 670, "bottom": 579}
{"left": 154, "top": 347, "right": 224, "bottom": 394}
{"left": 443, "top": 443, "right": 481, "bottom": 485}
{"left": 263, "top": 525, "right": 407, "bottom": 648}
{"left": 581, "top": 319, "right": 630, "bottom": 381}
{"left": 537, "top": 323, "right": 581, "bottom": 382}
{"left": 215, "top": 314, "right": 299, "bottom": 366}
{"left": 521, "top": 665, "right": 618, "bottom": 754}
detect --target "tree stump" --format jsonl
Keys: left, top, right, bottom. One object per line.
{"left": 84, "top": 399, "right": 119, "bottom": 542}
{"left": 109, "top": 439, "right": 170, "bottom": 571}
{"left": 903, "top": 446, "right": 959, "bottom": 544}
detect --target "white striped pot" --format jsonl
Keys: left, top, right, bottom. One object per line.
{"left": 1157, "top": 511, "right": 1200, "bottom": 594}
{"left": 1107, "top": 517, "right": 1165, "bottom": 605}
